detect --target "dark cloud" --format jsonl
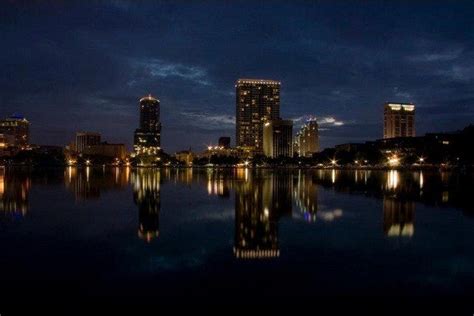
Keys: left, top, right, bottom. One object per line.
{"left": 1, "top": 1, "right": 474, "bottom": 152}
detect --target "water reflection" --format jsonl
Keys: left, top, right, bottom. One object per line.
{"left": 293, "top": 170, "right": 318, "bottom": 222}
{"left": 64, "top": 166, "right": 129, "bottom": 201}
{"left": 233, "top": 172, "right": 289, "bottom": 259}
{"left": 383, "top": 196, "right": 415, "bottom": 237}
{"left": 0, "top": 168, "right": 30, "bottom": 218}
{"left": 132, "top": 169, "right": 161, "bottom": 242}
{"left": 1, "top": 167, "right": 473, "bottom": 244}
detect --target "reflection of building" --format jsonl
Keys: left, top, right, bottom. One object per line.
{"left": 383, "top": 196, "right": 415, "bottom": 237}
{"left": 0, "top": 168, "right": 30, "bottom": 217}
{"left": 132, "top": 170, "right": 161, "bottom": 242}
{"left": 234, "top": 172, "right": 292, "bottom": 259}
{"left": 0, "top": 115, "right": 30, "bottom": 149}
{"left": 263, "top": 119, "right": 293, "bottom": 158}
{"left": 76, "top": 132, "right": 101, "bottom": 153}
{"left": 294, "top": 172, "right": 318, "bottom": 222}
{"left": 64, "top": 167, "right": 129, "bottom": 201}
{"left": 207, "top": 173, "right": 230, "bottom": 198}
{"left": 236, "top": 79, "right": 280, "bottom": 154}
{"left": 134, "top": 94, "right": 161, "bottom": 155}
{"left": 295, "top": 120, "right": 319, "bottom": 157}
{"left": 383, "top": 102, "right": 415, "bottom": 139}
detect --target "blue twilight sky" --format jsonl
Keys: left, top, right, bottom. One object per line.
{"left": 1, "top": 1, "right": 474, "bottom": 152}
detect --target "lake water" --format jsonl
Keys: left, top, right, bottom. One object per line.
{"left": 1, "top": 167, "right": 473, "bottom": 307}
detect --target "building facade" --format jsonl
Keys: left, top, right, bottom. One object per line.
{"left": 134, "top": 94, "right": 161, "bottom": 155}
{"left": 236, "top": 79, "right": 280, "bottom": 154}
{"left": 295, "top": 120, "right": 319, "bottom": 157}
{"left": 75, "top": 132, "right": 101, "bottom": 153}
{"left": 0, "top": 115, "right": 30, "bottom": 149}
{"left": 263, "top": 119, "right": 293, "bottom": 158}
{"left": 383, "top": 103, "right": 415, "bottom": 139}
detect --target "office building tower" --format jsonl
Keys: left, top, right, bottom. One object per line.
{"left": 236, "top": 79, "right": 280, "bottom": 154}
{"left": 0, "top": 115, "right": 30, "bottom": 149}
{"left": 75, "top": 132, "right": 101, "bottom": 153}
{"left": 383, "top": 102, "right": 415, "bottom": 139}
{"left": 218, "top": 136, "right": 231, "bottom": 149}
{"left": 134, "top": 94, "right": 161, "bottom": 155}
{"left": 295, "top": 120, "right": 319, "bottom": 157}
{"left": 263, "top": 119, "right": 293, "bottom": 158}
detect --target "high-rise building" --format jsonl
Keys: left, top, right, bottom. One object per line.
{"left": 218, "top": 136, "right": 231, "bottom": 149}
{"left": 0, "top": 115, "right": 30, "bottom": 149}
{"left": 134, "top": 94, "right": 161, "bottom": 155}
{"left": 295, "top": 120, "right": 319, "bottom": 157}
{"left": 236, "top": 79, "right": 280, "bottom": 154}
{"left": 383, "top": 102, "right": 415, "bottom": 139}
{"left": 263, "top": 119, "right": 293, "bottom": 158}
{"left": 75, "top": 132, "right": 101, "bottom": 153}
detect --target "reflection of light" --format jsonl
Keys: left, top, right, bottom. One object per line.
{"left": 442, "top": 191, "right": 449, "bottom": 203}
{"left": 318, "top": 209, "right": 343, "bottom": 222}
{"left": 207, "top": 179, "right": 212, "bottom": 195}
{"left": 86, "top": 166, "right": 90, "bottom": 182}
{"left": 331, "top": 169, "right": 336, "bottom": 184}
{"left": 419, "top": 171, "right": 424, "bottom": 189}
{"left": 387, "top": 170, "right": 399, "bottom": 190}
{"left": 264, "top": 207, "right": 269, "bottom": 217}
{"left": 0, "top": 174, "right": 4, "bottom": 195}
{"left": 388, "top": 155, "right": 400, "bottom": 167}
{"left": 387, "top": 224, "right": 414, "bottom": 237}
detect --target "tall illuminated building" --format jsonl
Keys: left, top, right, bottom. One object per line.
{"left": 0, "top": 115, "right": 30, "bottom": 149}
{"left": 295, "top": 120, "right": 319, "bottom": 157}
{"left": 383, "top": 102, "right": 415, "bottom": 139}
{"left": 134, "top": 94, "right": 161, "bottom": 155}
{"left": 236, "top": 79, "right": 280, "bottom": 154}
{"left": 263, "top": 119, "right": 293, "bottom": 158}
{"left": 75, "top": 132, "right": 101, "bottom": 153}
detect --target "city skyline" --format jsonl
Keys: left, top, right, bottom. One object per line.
{"left": 2, "top": 2, "right": 474, "bottom": 152}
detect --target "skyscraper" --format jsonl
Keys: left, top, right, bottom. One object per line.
{"left": 75, "top": 132, "right": 101, "bottom": 153}
{"left": 134, "top": 94, "right": 161, "bottom": 155}
{"left": 383, "top": 102, "right": 415, "bottom": 139}
{"left": 263, "top": 119, "right": 293, "bottom": 158}
{"left": 236, "top": 79, "right": 280, "bottom": 154}
{"left": 0, "top": 115, "right": 30, "bottom": 149}
{"left": 295, "top": 120, "right": 319, "bottom": 157}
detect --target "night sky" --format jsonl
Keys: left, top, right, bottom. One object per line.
{"left": 1, "top": 1, "right": 474, "bottom": 152}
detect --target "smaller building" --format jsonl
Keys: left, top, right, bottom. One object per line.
{"left": 0, "top": 115, "right": 30, "bottom": 149}
{"left": 295, "top": 120, "right": 319, "bottom": 157}
{"left": 218, "top": 136, "right": 231, "bottom": 149}
{"left": 76, "top": 132, "right": 101, "bottom": 153}
{"left": 0, "top": 133, "right": 17, "bottom": 157}
{"left": 263, "top": 119, "right": 293, "bottom": 158}
{"left": 175, "top": 150, "right": 194, "bottom": 166}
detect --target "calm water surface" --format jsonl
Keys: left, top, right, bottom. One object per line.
{"left": 1, "top": 167, "right": 474, "bottom": 303}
